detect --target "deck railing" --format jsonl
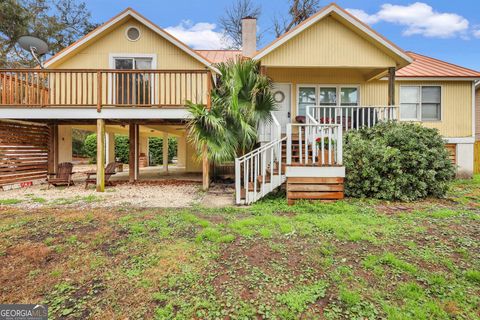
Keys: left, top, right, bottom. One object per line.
{"left": 0, "top": 69, "right": 211, "bottom": 110}
{"left": 306, "top": 106, "right": 398, "bottom": 131}
{"left": 286, "top": 123, "right": 343, "bottom": 166}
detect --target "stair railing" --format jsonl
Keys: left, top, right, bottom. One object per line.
{"left": 235, "top": 136, "right": 286, "bottom": 205}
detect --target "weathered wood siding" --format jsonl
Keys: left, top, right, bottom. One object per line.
{"left": 0, "top": 121, "right": 49, "bottom": 188}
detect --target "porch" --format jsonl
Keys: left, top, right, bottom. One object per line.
{"left": 0, "top": 68, "right": 213, "bottom": 191}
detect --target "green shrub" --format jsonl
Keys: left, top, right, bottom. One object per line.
{"left": 115, "top": 135, "right": 129, "bottom": 163}
{"left": 84, "top": 134, "right": 97, "bottom": 162}
{"left": 83, "top": 134, "right": 177, "bottom": 165}
{"left": 149, "top": 137, "right": 177, "bottom": 165}
{"left": 343, "top": 122, "right": 455, "bottom": 201}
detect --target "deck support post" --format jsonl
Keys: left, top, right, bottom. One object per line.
{"left": 202, "top": 145, "right": 209, "bottom": 190}
{"left": 96, "top": 119, "right": 105, "bottom": 192}
{"left": 202, "top": 71, "right": 213, "bottom": 190}
{"left": 129, "top": 122, "right": 139, "bottom": 183}
{"left": 388, "top": 67, "right": 396, "bottom": 106}
{"left": 48, "top": 123, "right": 58, "bottom": 174}
{"left": 163, "top": 132, "right": 169, "bottom": 174}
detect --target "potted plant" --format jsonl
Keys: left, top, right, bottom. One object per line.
{"left": 315, "top": 137, "right": 335, "bottom": 165}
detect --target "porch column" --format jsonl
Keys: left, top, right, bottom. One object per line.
{"left": 388, "top": 67, "right": 396, "bottom": 106}
{"left": 106, "top": 132, "right": 115, "bottom": 164}
{"left": 129, "top": 123, "right": 139, "bottom": 183}
{"left": 96, "top": 119, "right": 105, "bottom": 192}
{"left": 202, "top": 72, "right": 213, "bottom": 190}
{"left": 47, "top": 124, "right": 58, "bottom": 173}
{"left": 163, "top": 132, "right": 169, "bottom": 174}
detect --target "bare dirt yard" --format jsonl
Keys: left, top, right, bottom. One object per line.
{"left": 0, "top": 177, "right": 479, "bottom": 319}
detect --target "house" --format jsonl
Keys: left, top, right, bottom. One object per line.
{"left": 0, "top": 3, "right": 478, "bottom": 203}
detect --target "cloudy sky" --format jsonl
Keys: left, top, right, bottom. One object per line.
{"left": 83, "top": 0, "right": 480, "bottom": 70}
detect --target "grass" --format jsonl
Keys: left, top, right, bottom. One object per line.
{"left": 0, "top": 177, "right": 479, "bottom": 319}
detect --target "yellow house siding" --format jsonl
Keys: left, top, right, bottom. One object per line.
{"left": 267, "top": 67, "right": 473, "bottom": 138}
{"left": 476, "top": 87, "right": 480, "bottom": 140}
{"left": 260, "top": 16, "right": 397, "bottom": 68}
{"left": 50, "top": 17, "right": 205, "bottom": 70}
{"left": 46, "top": 17, "right": 208, "bottom": 107}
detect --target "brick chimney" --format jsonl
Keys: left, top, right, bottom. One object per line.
{"left": 241, "top": 17, "right": 257, "bottom": 58}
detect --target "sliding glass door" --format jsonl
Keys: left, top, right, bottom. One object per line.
{"left": 114, "top": 57, "right": 152, "bottom": 105}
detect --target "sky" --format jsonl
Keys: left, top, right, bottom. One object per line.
{"left": 82, "top": 0, "right": 480, "bottom": 70}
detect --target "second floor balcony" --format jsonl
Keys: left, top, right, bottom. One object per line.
{"left": 0, "top": 69, "right": 212, "bottom": 111}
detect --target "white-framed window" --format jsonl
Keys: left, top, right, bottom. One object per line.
{"left": 400, "top": 85, "right": 441, "bottom": 121}
{"left": 297, "top": 85, "right": 359, "bottom": 116}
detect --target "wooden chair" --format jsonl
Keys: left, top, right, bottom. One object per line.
{"left": 85, "top": 162, "right": 117, "bottom": 189}
{"left": 47, "top": 162, "right": 74, "bottom": 188}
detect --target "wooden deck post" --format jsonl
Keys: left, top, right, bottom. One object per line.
{"left": 47, "top": 123, "right": 58, "bottom": 174}
{"left": 96, "top": 119, "right": 105, "bottom": 192}
{"left": 96, "top": 71, "right": 102, "bottom": 112}
{"left": 202, "top": 71, "right": 213, "bottom": 190}
{"left": 388, "top": 67, "right": 396, "bottom": 106}
{"left": 163, "top": 132, "right": 169, "bottom": 174}
{"left": 129, "top": 123, "right": 136, "bottom": 183}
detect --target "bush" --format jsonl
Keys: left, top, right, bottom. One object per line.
{"left": 115, "top": 135, "right": 129, "bottom": 163}
{"left": 343, "top": 122, "right": 455, "bottom": 201}
{"left": 83, "top": 134, "right": 178, "bottom": 165}
{"left": 84, "top": 133, "right": 97, "bottom": 162}
{"left": 149, "top": 137, "right": 177, "bottom": 165}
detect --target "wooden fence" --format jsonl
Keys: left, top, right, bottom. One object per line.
{"left": 0, "top": 121, "right": 49, "bottom": 187}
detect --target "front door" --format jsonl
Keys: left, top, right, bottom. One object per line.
{"left": 272, "top": 83, "right": 291, "bottom": 134}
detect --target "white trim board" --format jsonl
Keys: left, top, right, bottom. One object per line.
{"left": 443, "top": 137, "right": 475, "bottom": 144}
{"left": 252, "top": 4, "right": 412, "bottom": 65}
{"left": 44, "top": 8, "right": 219, "bottom": 74}
{"left": 0, "top": 108, "right": 191, "bottom": 120}
{"left": 286, "top": 166, "right": 346, "bottom": 178}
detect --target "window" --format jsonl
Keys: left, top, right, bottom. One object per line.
{"left": 298, "top": 87, "right": 316, "bottom": 116}
{"left": 400, "top": 86, "right": 441, "bottom": 121}
{"left": 297, "top": 85, "right": 359, "bottom": 116}
{"left": 126, "top": 26, "right": 141, "bottom": 41}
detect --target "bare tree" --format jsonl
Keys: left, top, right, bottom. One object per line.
{"left": 0, "top": 0, "right": 97, "bottom": 67}
{"left": 273, "top": 0, "right": 321, "bottom": 37}
{"left": 218, "top": 0, "right": 261, "bottom": 49}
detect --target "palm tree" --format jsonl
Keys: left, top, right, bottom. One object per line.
{"left": 187, "top": 59, "right": 276, "bottom": 164}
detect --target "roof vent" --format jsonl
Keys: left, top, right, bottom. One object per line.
{"left": 126, "top": 26, "right": 141, "bottom": 41}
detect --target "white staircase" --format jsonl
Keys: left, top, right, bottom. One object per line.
{"left": 235, "top": 106, "right": 397, "bottom": 205}
{"left": 235, "top": 112, "right": 285, "bottom": 205}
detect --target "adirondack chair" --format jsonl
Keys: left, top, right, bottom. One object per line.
{"left": 47, "top": 162, "right": 75, "bottom": 188}
{"left": 84, "top": 162, "right": 117, "bottom": 189}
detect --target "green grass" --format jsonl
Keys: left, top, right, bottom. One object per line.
{"left": 0, "top": 177, "right": 479, "bottom": 319}
{"left": 0, "top": 198, "right": 22, "bottom": 205}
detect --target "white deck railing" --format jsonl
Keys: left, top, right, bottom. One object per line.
{"left": 307, "top": 106, "right": 397, "bottom": 131}
{"left": 286, "top": 123, "right": 343, "bottom": 166}
{"left": 235, "top": 136, "right": 286, "bottom": 205}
